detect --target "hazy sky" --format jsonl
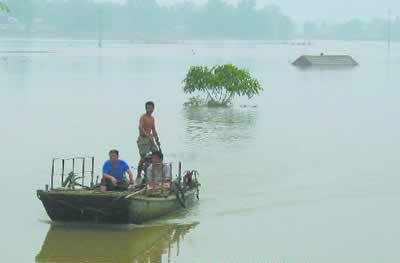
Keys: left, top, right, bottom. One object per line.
{"left": 155, "top": 0, "right": 400, "bottom": 23}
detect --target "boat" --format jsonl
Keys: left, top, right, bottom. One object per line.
{"left": 36, "top": 156, "right": 200, "bottom": 224}
{"left": 36, "top": 222, "right": 198, "bottom": 263}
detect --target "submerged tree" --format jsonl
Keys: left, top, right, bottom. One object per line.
{"left": 183, "top": 64, "right": 262, "bottom": 106}
{"left": 0, "top": 1, "right": 10, "bottom": 12}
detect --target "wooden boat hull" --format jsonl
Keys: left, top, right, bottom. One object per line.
{"left": 37, "top": 189, "right": 198, "bottom": 224}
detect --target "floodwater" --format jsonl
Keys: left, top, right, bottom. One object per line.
{"left": 1, "top": 39, "right": 400, "bottom": 263}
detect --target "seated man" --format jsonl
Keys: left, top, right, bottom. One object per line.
{"left": 144, "top": 151, "right": 164, "bottom": 186}
{"left": 100, "top": 149, "right": 134, "bottom": 191}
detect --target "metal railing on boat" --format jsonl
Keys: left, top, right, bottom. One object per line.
{"left": 50, "top": 156, "right": 95, "bottom": 190}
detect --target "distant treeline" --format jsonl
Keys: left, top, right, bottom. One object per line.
{"left": 2, "top": 0, "right": 399, "bottom": 41}
{"left": 2, "top": 0, "right": 294, "bottom": 39}
{"left": 304, "top": 18, "right": 400, "bottom": 41}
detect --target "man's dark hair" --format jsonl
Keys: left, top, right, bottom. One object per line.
{"left": 109, "top": 149, "right": 119, "bottom": 156}
{"left": 145, "top": 101, "right": 155, "bottom": 108}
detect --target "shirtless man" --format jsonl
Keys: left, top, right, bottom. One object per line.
{"left": 137, "top": 101, "right": 161, "bottom": 185}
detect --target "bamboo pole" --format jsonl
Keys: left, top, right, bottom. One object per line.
{"left": 125, "top": 188, "right": 147, "bottom": 199}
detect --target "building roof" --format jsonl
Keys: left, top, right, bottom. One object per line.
{"left": 292, "top": 55, "right": 358, "bottom": 67}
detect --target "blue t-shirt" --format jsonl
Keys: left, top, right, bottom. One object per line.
{"left": 102, "top": 160, "right": 129, "bottom": 182}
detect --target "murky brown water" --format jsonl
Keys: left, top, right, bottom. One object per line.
{"left": 36, "top": 223, "right": 198, "bottom": 263}
{"left": 1, "top": 39, "right": 400, "bottom": 263}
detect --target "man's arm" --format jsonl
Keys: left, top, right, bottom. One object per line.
{"left": 152, "top": 118, "right": 159, "bottom": 144}
{"left": 126, "top": 169, "right": 134, "bottom": 183}
{"left": 120, "top": 160, "right": 134, "bottom": 183}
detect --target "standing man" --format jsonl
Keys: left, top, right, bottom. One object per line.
{"left": 137, "top": 101, "right": 161, "bottom": 185}
{"left": 100, "top": 149, "right": 134, "bottom": 191}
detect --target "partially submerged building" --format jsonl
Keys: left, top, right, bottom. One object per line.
{"left": 292, "top": 55, "right": 358, "bottom": 68}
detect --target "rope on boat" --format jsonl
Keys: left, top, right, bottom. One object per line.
{"left": 192, "top": 170, "right": 200, "bottom": 200}
{"left": 175, "top": 183, "right": 186, "bottom": 208}
{"left": 183, "top": 170, "right": 201, "bottom": 200}
{"left": 172, "top": 169, "right": 201, "bottom": 208}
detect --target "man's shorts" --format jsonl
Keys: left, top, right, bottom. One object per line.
{"left": 137, "top": 135, "right": 158, "bottom": 160}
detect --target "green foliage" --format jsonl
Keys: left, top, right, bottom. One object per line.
{"left": 183, "top": 64, "right": 262, "bottom": 106}
{"left": 62, "top": 172, "right": 86, "bottom": 190}
{"left": 0, "top": 1, "right": 10, "bottom": 12}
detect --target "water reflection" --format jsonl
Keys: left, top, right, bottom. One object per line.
{"left": 0, "top": 55, "right": 32, "bottom": 76}
{"left": 36, "top": 223, "right": 198, "bottom": 263}
{"left": 183, "top": 106, "right": 258, "bottom": 148}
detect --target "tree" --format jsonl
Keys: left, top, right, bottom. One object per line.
{"left": 0, "top": 1, "right": 10, "bottom": 12}
{"left": 183, "top": 64, "right": 262, "bottom": 106}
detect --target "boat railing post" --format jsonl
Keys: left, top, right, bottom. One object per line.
{"left": 72, "top": 158, "right": 75, "bottom": 179}
{"left": 161, "top": 162, "right": 164, "bottom": 194}
{"left": 169, "top": 163, "right": 173, "bottom": 191}
{"left": 61, "top": 159, "right": 65, "bottom": 186}
{"left": 90, "top": 157, "right": 94, "bottom": 188}
{"left": 82, "top": 158, "right": 85, "bottom": 187}
{"left": 169, "top": 162, "right": 172, "bottom": 182}
{"left": 50, "top": 158, "right": 55, "bottom": 190}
